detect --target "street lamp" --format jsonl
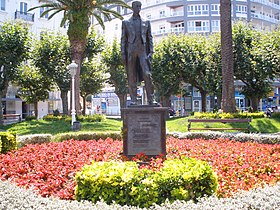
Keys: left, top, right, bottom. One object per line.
{"left": 68, "top": 60, "right": 78, "bottom": 127}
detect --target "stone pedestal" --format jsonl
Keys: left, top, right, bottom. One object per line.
{"left": 122, "top": 106, "right": 168, "bottom": 159}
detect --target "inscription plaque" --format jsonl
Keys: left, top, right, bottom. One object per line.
{"left": 122, "top": 106, "right": 167, "bottom": 158}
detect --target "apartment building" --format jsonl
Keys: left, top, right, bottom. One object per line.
{"left": 98, "top": 0, "right": 280, "bottom": 42}
{"left": 0, "top": 0, "right": 67, "bottom": 119}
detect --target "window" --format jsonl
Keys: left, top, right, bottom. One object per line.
{"left": 20, "top": 2, "right": 28, "bottom": 13}
{"left": 211, "top": 20, "right": 220, "bottom": 32}
{"left": 159, "top": 25, "right": 165, "bottom": 33}
{"left": 187, "top": 4, "right": 208, "bottom": 16}
{"left": 188, "top": 21, "right": 209, "bottom": 32}
{"left": 211, "top": 4, "right": 220, "bottom": 15}
{"left": 115, "top": 23, "right": 118, "bottom": 30}
{"left": 236, "top": 5, "right": 247, "bottom": 14}
{"left": 159, "top": 10, "right": 165, "bottom": 17}
{"left": 40, "top": 7, "right": 49, "bottom": 19}
{"left": 0, "top": 0, "right": 5, "bottom": 11}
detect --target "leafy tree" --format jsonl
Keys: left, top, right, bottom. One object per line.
{"left": 0, "top": 21, "right": 30, "bottom": 125}
{"left": 102, "top": 39, "right": 127, "bottom": 118}
{"left": 33, "top": 32, "right": 71, "bottom": 115}
{"left": 232, "top": 22, "right": 275, "bottom": 111}
{"left": 152, "top": 35, "right": 183, "bottom": 107}
{"left": 29, "top": 0, "right": 131, "bottom": 113}
{"left": 220, "top": 0, "right": 236, "bottom": 113}
{"left": 80, "top": 59, "right": 105, "bottom": 115}
{"left": 16, "top": 65, "right": 52, "bottom": 118}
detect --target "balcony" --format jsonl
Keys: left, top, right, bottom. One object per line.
{"left": 251, "top": 13, "right": 279, "bottom": 24}
{"left": 251, "top": 0, "right": 280, "bottom": 10}
{"left": 15, "top": 10, "right": 34, "bottom": 22}
{"left": 152, "top": 27, "right": 184, "bottom": 36}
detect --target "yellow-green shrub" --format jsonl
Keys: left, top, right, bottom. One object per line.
{"left": 0, "top": 132, "right": 17, "bottom": 153}
{"left": 194, "top": 112, "right": 264, "bottom": 119}
{"left": 75, "top": 157, "right": 218, "bottom": 208}
{"left": 77, "top": 114, "right": 106, "bottom": 122}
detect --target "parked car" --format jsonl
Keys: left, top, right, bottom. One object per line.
{"left": 169, "top": 107, "right": 176, "bottom": 116}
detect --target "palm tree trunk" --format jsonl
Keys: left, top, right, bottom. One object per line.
{"left": 220, "top": 0, "right": 236, "bottom": 113}
{"left": 60, "top": 90, "right": 68, "bottom": 115}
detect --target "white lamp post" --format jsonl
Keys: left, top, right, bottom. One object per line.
{"left": 68, "top": 60, "right": 78, "bottom": 126}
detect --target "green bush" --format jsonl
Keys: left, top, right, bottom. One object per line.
{"left": 42, "top": 115, "right": 67, "bottom": 121}
{"left": 194, "top": 112, "right": 264, "bottom": 119}
{"left": 75, "top": 157, "right": 218, "bottom": 208}
{"left": 53, "top": 131, "right": 121, "bottom": 142}
{"left": 0, "top": 132, "right": 17, "bottom": 154}
{"left": 271, "top": 112, "right": 280, "bottom": 118}
{"left": 25, "top": 116, "right": 36, "bottom": 121}
{"left": 53, "top": 109, "right": 60, "bottom": 116}
{"left": 77, "top": 114, "right": 106, "bottom": 122}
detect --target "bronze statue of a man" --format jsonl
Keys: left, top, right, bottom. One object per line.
{"left": 121, "top": 1, "right": 156, "bottom": 105}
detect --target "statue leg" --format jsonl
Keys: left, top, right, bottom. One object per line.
{"left": 139, "top": 56, "right": 156, "bottom": 105}
{"left": 127, "top": 54, "right": 137, "bottom": 104}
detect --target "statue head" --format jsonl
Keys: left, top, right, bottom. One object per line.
{"left": 132, "top": 1, "right": 142, "bottom": 15}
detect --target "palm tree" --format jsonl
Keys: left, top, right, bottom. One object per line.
{"left": 220, "top": 0, "right": 236, "bottom": 113}
{"left": 29, "top": 0, "right": 130, "bottom": 113}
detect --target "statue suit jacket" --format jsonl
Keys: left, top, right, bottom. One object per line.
{"left": 121, "top": 16, "right": 154, "bottom": 60}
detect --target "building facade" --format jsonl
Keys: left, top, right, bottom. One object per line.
{"left": 0, "top": 0, "right": 67, "bottom": 119}
{"left": 96, "top": 0, "right": 280, "bottom": 43}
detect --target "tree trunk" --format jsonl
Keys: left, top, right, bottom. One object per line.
{"left": 220, "top": 0, "right": 236, "bottom": 113}
{"left": 82, "top": 95, "right": 86, "bottom": 116}
{"left": 60, "top": 90, "right": 68, "bottom": 115}
{"left": 200, "top": 90, "right": 207, "bottom": 112}
{"left": 217, "top": 94, "right": 222, "bottom": 109}
{"left": 0, "top": 97, "right": 3, "bottom": 125}
{"left": 34, "top": 101, "right": 38, "bottom": 119}
{"left": 0, "top": 81, "right": 9, "bottom": 125}
{"left": 160, "top": 96, "right": 171, "bottom": 107}
{"left": 250, "top": 96, "right": 259, "bottom": 112}
{"left": 117, "top": 93, "right": 127, "bottom": 120}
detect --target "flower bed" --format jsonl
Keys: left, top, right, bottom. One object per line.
{"left": 0, "top": 137, "right": 279, "bottom": 201}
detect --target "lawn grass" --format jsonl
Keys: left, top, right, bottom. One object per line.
{"left": 0, "top": 118, "right": 122, "bottom": 135}
{"left": 1, "top": 116, "right": 280, "bottom": 135}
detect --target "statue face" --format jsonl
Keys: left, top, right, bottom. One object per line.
{"left": 132, "top": 2, "right": 141, "bottom": 15}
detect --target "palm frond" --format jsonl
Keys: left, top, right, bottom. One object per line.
{"left": 47, "top": 9, "right": 64, "bottom": 20}
{"left": 97, "top": 6, "right": 124, "bottom": 20}
{"left": 28, "top": 3, "right": 61, "bottom": 12}
{"left": 92, "top": 13, "right": 105, "bottom": 30}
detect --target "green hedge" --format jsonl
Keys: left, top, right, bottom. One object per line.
{"left": 77, "top": 114, "right": 106, "bottom": 122}
{"left": 75, "top": 157, "right": 218, "bottom": 208}
{"left": 52, "top": 131, "right": 121, "bottom": 142}
{"left": 0, "top": 132, "right": 17, "bottom": 154}
{"left": 194, "top": 112, "right": 265, "bottom": 119}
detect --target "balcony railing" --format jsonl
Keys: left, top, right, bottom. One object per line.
{"left": 152, "top": 27, "right": 184, "bottom": 35}
{"left": 251, "top": 0, "right": 280, "bottom": 10}
{"left": 251, "top": 13, "right": 279, "bottom": 24}
{"left": 15, "top": 10, "right": 34, "bottom": 22}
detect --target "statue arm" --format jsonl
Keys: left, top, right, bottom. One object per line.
{"left": 121, "top": 21, "right": 127, "bottom": 65}
{"left": 147, "top": 21, "right": 154, "bottom": 55}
